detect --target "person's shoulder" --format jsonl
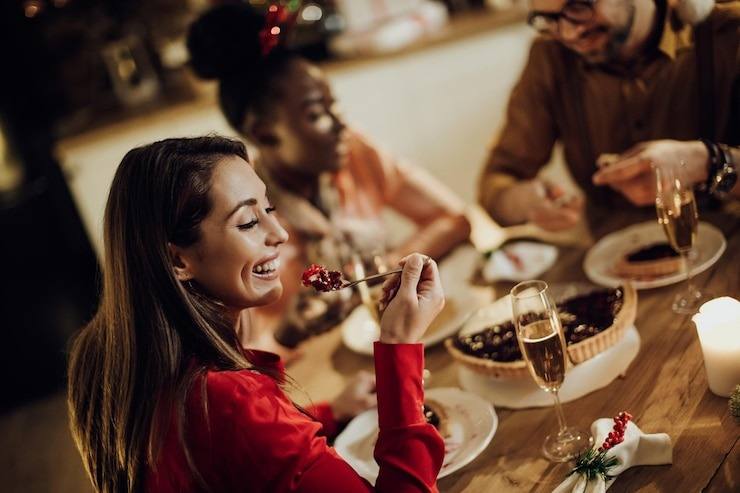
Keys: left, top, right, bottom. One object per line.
{"left": 522, "top": 37, "right": 569, "bottom": 88}
{"left": 711, "top": 1, "right": 740, "bottom": 31}
{"left": 523, "top": 36, "right": 572, "bottom": 79}
{"left": 344, "top": 127, "right": 389, "bottom": 175}
{"left": 201, "top": 367, "right": 278, "bottom": 408}
{"left": 529, "top": 36, "right": 566, "bottom": 62}
{"left": 530, "top": 36, "right": 563, "bottom": 53}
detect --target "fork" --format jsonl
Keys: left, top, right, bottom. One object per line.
{"left": 340, "top": 256, "right": 431, "bottom": 290}
{"left": 339, "top": 268, "right": 403, "bottom": 290}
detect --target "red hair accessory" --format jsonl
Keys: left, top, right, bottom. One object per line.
{"left": 258, "top": 1, "right": 301, "bottom": 57}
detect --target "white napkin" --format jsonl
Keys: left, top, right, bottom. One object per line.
{"left": 553, "top": 419, "right": 672, "bottom": 493}
{"left": 482, "top": 241, "right": 558, "bottom": 282}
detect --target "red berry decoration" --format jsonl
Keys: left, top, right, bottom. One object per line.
{"left": 599, "top": 410, "right": 632, "bottom": 451}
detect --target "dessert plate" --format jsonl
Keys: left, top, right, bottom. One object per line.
{"left": 583, "top": 221, "right": 726, "bottom": 290}
{"left": 341, "top": 245, "right": 494, "bottom": 354}
{"left": 334, "top": 387, "right": 497, "bottom": 484}
{"left": 481, "top": 241, "right": 558, "bottom": 282}
{"left": 341, "top": 286, "right": 491, "bottom": 354}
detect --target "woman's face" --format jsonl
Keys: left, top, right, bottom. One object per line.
{"left": 175, "top": 155, "right": 289, "bottom": 309}
{"left": 259, "top": 60, "right": 348, "bottom": 175}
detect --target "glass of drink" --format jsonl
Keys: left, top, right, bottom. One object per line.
{"left": 511, "top": 280, "right": 593, "bottom": 462}
{"left": 655, "top": 165, "right": 704, "bottom": 313}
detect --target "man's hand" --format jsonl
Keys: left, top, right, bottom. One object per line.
{"left": 592, "top": 140, "right": 709, "bottom": 206}
{"left": 526, "top": 181, "right": 584, "bottom": 231}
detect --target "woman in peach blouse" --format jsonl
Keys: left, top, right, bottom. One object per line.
{"left": 188, "top": 3, "right": 470, "bottom": 354}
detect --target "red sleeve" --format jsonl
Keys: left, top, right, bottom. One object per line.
{"left": 295, "top": 343, "right": 445, "bottom": 493}
{"left": 371, "top": 342, "right": 445, "bottom": 492}
{"left": 199, "top": 343, "right": 443, "bottom": 492}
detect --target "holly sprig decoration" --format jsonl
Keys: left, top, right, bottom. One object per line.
{"left": 568, "top": 412, "right": 632, "bottom": 482}
{"left": 730, "top": 384, "right": 740, "bottom": 419}
{"left": 569, "top": 448, "right": 620, "bottom": 481}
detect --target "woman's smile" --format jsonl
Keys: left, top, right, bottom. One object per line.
{"left": 251, "top": 255, "right": 281, "bottom": 281}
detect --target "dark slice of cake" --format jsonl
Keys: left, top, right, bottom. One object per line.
{"left": 613, "top": 242, "right": 681, "bottom": 279}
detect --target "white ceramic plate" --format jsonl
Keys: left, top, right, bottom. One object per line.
{"left": 482, "top": 241, "right": 559, "bottom": 282}
{"left": 341, "top": 287, "right": 490, "bottom": 355}
{"left": 334, "top": 387, "right": 498, "bottom": 484}
{"left": 583, "top": 221, "right": 726, "bottom": 289}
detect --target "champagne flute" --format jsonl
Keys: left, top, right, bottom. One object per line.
{"left": 655, "top": 165, "right": 704, "bottom": 314}
{"left": 511, "top": 280, "right": 593, "bottom": 462}
{"left": 350, "top": 252, "right": 381, "bottom": 329}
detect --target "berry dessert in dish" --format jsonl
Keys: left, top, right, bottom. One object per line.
{"left": 351, "top": 399, "right": 452, "bottom": 457}
{"left": 423, "top": 399, "right": 450, "bottom": 439}
{"left": 612, "top": 242, "right": 681, "bottom": 279}
{"left": 301, "top": 264, "right": 344, "bottom": 292}
{"left": 445, "top": 284, "right": 636, "bottom": 379}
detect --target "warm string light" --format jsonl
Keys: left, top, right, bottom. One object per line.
{"left": 258, "top": 1, "right": 301, "bottom": 56}
{"left": 22, "top": 0, "right": 70, "bottom": 18}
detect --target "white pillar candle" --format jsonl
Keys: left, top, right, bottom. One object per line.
{"left": 692, "top": 297, "right": 740, "bottom": 397}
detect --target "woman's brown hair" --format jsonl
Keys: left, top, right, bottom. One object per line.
{"left": 67, "top": 136, "right": 265, "bottom": 492}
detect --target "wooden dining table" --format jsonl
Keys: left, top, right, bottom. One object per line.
{"left": 287, "top": 205, "right": 740, "bottom": 492}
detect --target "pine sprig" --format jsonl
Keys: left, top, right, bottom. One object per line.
{"left": 568, "top": 448, "right": 620, "bottom": 482}
{"left": 730, "top": 384, "right": 740, "bottom": 419}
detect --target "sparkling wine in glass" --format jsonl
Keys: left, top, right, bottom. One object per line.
{"left": 655, "top": 165, "right": 704, "bottom": 313}
{"left": 511, "top": 280, "right": 593, "bottom": 462}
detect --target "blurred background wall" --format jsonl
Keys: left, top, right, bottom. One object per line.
{"left": 0, "top": 1, "right": 541, "bottom": 491}
{"left": 0, "top": 0, "right": 542, "bottom": 406}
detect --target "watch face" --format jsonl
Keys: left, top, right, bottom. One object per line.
{"left": 720, "top": 168, "right": 738, "bottom": 192}
{"left": 716, "top": 165, "right": 738, "bottom": 193}
{"left": 712, "top": 144, "right": 737, "bottom": 195}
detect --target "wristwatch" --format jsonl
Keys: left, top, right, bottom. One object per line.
{"left": 701, "top": 140, "right": 738, "bottom": 197}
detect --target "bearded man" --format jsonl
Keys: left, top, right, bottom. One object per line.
{"left": 479, "top": 0, "right": 739, "bottom": 229}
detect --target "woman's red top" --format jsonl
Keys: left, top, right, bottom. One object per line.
{"left": 145, "top": 342, "right": 444, "bottom": 492}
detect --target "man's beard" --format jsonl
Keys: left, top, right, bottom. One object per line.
{"left": 582, "top": 2, "right": 637, "bottom": 65}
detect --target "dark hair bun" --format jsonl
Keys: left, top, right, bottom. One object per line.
{"left": 187, "top": 3, "right": 265, "bottom": 80}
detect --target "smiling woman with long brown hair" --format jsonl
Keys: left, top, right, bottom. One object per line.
{"left": 67, "top": 136, "right": 445, "bottom": 492}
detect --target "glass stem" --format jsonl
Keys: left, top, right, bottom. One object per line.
{"left": 551, "top": 390, "right": 568, "bottom": 435}
{"left": 682, "top": 249, "right": 693, "bottom": 289}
